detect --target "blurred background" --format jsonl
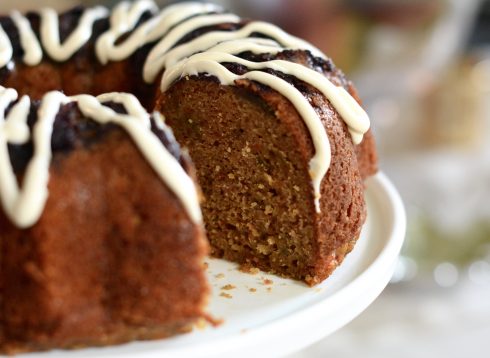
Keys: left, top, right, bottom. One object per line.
{"left": 1, "top": 0, "right": 489, "bottom": 356}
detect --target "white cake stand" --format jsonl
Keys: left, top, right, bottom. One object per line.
{"left": 20, "top": 172, "right": 406, "bottom": 358}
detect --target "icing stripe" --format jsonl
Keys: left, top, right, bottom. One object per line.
{"left": 96, "top": 2, "right": 222, "bottom": 64}
{"left": 0, "top": 90, "right": 65, "bottom": 228}
{"left": 141, "top": 2, "right": 224, "bottom": 47}
{"left": 1, "top": 94, "right": 30, "bottom": 144}
{"left": 0, "top": 87, "right": 26, "bottom": 210}
{"left": 110, "top": 0, "right": 159, "bottom": 29}
{"left": 206, "top": 38, "right": 283, "bottom": 55}
{"left": 40, "top": 6, "right": 109, "bottom": 62}
{"left": 143, "top": 18, "right": 323, "bottom": 83}
{"left": 143, "top": 12, "right": 241, "bottom": 82}
{"left": 96, "top": 0, "right": 159, "bottom": 64}
{"left": 0, "top": 24, "right": 12, "bottom": 68}
{"left": 10, "top": 10, "right": 43, "bottom": 65}
{"left": 0, "top": 86, "right": 202, "bottom": 227}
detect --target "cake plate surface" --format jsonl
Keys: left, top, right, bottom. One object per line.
{"left": 17, "top": 172, "right": 406, "bottom": 358}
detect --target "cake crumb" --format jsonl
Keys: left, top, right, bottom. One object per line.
{"left": 257, "top": 244, "right": 271, "bottom": 255}
{"left": 241, "top": 143, "right": 251, "bottom": 156}
{"left": 204, "top": 313, "right": 224, "bottom": 327}
{"left": 221, "top": 284, "right": 236, "bottom": 290}
{"left": 249, "top": 287, "right": 257, "bottom": 293}
{"left": 215, "top": 273, "right": 225, "bottom": 279}
{"left": 195, "top": 318, "right": 208, "bottom": 330}
{"left": 264, "top": 173, "right": 274, "bottom": 185}
{"left": 239, "top": 264, "right": 260, "bottom": 275}
{"left": 197, "top": 314, "right": 224, "bottom": 329}
{"left": 267, "top": 287, "right": 272, "bottom": 292}
{"left": 219, "top": 292, "right": 232, "bottom": 299}
{"left": 263, "top": 279, "right": 273, "bottom": 285}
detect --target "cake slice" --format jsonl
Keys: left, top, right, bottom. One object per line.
{"left": 156, "top": 50, "right": 377, "bottom": 286}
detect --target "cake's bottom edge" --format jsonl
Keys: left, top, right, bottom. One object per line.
{"left": 0, "top": 319, "right": 200, "bottom": 355}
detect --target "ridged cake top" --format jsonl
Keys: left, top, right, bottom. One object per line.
{"left": 0, "top": 87, "right": 202, "bottom": 227}
{"left": 0, "top": 0, "right": 371, "bottom": 226}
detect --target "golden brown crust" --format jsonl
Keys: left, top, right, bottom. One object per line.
{"left": 0, "top": 129, "right": 209, "bottom": 354}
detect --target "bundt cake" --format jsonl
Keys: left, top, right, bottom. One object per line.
{"left": 0, "top": 0, "right": 377, "bottom": 353}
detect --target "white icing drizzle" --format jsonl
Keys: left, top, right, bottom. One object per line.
{"left": 96, "top": 0, "right": 158, "bottom": 64}
{"left": 2, "top": 1, "right": 224, "bottom": 65}
{"left": 143, "top": 12, "right": 241, "bottom": 82}
{"left": 0, "top": 24, "right": 13, "bottom": 68}
{"left": 143, "top": 18, "right": 323, "bottom": 83}
{"left": 0, "top": 0, "right": 371, "bottom": 222}
{"left": 10, "top": 10, "right": 43, "bottom": 65}
{"left": 96, "top": 1, "right": 222, "bottom": 64}
{"left": 0, "top": 89, "right": 29, "bottom": 216}
{"left": 0, "top": 86, "right": 202, "bottom": 227}
{"left": 206, "top": 38, "right": 283, "bottom": 56}
{"left": 0, "top": 89, "right": 60, "bottom": 228}
{"left": 40, "top": 6, "right": 109, "bottom": 62}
